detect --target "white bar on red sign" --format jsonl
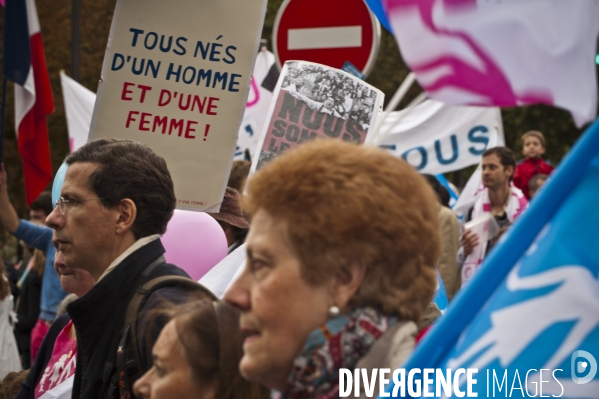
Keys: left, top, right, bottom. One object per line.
{"left": 288, "top": 26, "right": 362, "bottom": 50}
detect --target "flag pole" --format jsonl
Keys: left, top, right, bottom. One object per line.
{"left": 370, "top": 72, "right": 416, "bottom": 144}
{"left": 0, "top": 76, "right": 7, "bottom": 164}
{"left": 380, "top": 116, "right": 599, "bottom": 396}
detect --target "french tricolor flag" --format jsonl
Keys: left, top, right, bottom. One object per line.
{"left": 3, "top": 0, "right": 54, "bottom": 204}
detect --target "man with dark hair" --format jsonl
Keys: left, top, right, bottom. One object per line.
{"left": 0, "top": 166, "right": 67, "bottom": 362}
{"left": 422, "top": 174, "right": 461, "bottom": 300}
{"left": 207, "top": 187, "right": 250, "bottom": 253}
{"left": 28, "top": 192, "right": 53, "bottom": 224}
{"left": 44, "top": 139, "right": 190, "bottom": 399}
{"left": 227, "top": 160, "right": 251, "bottom": 193}
{"left": 480, "top": 146, "right": 517, "bottom": 179}
{"left": 459, "top": 147, "right": 528, "bottom": 285}
{"left": 421, "top": 174, "right": 451, "bottom": 208}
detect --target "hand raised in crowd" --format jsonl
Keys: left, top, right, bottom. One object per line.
{"left": 0, "top": 163, "right": 8, "bottom": 192}
{"left": 461, "top": 229, "right": 479, "bottom": 257}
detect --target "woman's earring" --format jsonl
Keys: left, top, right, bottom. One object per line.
{"left": 328, "top": 305, "right": 340, "bottom": 318}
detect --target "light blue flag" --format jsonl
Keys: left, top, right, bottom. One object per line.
{"left": 379, "top": 118, "right": 599, "bottom": 398}
{"left": 435, "top": 174, "right": 458, "bottom": 208}
{"left": 434, "top": 270, "right": 448, "bottom": 314}
{"left": 364, "top": 0, "right": 393, "bottom": 32}
{"left": 443, "top": 156, "right": 599, "bottom": 397}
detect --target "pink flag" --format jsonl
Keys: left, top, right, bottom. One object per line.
{"left": 383, "top": 0, "right": 599, "bottom": 127}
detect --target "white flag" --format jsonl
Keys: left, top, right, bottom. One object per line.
{"left": 59, "top": 71, "right": 95, "bottom": 152}
{"left": 235, "top": 49, "right": 277, "bottom": 161}
{"left": 379, "top": 99, "right": 503, "bottom": 175}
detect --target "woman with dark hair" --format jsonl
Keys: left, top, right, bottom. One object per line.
{"left": 0, "top": 370, "right": 28, "bottom": 399}
{"left": 14, "top": 248, "right": 44, "bottom": 368}
{"left": 16, "top": 251, "right": 94, "bottom": 399}
{"left": 0, "top": 261, "right": 21, "bottom": 379}
{"left": 133, "top": 300, "right": 268, "bottom": 399}
{"left": 421, "top": 174, "right": 461, "bottom": 301}
{"left": 225, "top": 140, "right": 440, "bottom": 398}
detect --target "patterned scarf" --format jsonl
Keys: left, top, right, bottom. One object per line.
{"left": 279, "top": 307, "right": 398, "bottom": 399}
{"left": 462, "top": 186, "right": 528, "bottom": 285}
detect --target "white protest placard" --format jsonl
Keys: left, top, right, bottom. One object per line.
{"left": 461, "top": 213, "right": 499, "bottom": 286}
{"left": 199, "top": 243, "right": 247, "bottom": 298}
{"left": 88, "top": 0, "right": 267, "bottom": 212}
{"left": 379, "top": 99, "right": 504, "bottom": 175}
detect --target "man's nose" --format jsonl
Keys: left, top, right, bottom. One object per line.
{"left": 46, "top": 205, "right": 64, "bottom": 230}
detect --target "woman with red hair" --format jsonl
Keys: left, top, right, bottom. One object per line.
{"left": 225, "top": 140, "right": 440, "bottom": 398}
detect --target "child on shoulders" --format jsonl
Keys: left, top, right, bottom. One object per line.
{"left": 513, "top": 130, "right": 553, "bottom": 200}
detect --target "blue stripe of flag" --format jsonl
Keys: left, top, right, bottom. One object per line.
{"left": 3, "top": 0, "right": 31, "bottom": 85}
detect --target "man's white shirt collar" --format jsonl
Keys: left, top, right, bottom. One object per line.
{"left": 97, "top": 234, "right": 161, "bottom": 282}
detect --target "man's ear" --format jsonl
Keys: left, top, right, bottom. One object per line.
{"left": 332, "top": 262, "right": 367, "bottom": 311}
{"left": 506, "top": 165, "right": 514, "bottom": 180}
{"left": 115, "top": 199, "right": 137, "bottom": 235}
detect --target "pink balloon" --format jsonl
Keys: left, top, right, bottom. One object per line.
{"left": 162, "top": 210, "right": 228, "bottom": 281}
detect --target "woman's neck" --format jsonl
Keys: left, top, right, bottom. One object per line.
{"left": 68, "top": 322, "right": 77, "bottom": 340}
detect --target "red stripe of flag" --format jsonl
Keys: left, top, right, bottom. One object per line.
{"left": 19, "top": 23, "right": 54, "bottom": 204}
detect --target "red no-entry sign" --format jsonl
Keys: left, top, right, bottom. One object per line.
{"left": 273, "top": 0, "right": 381, "bottom": 77}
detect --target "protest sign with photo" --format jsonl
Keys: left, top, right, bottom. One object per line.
{"left": 250, "top": 60, "right": 384, "bottom": 174}
{"left": 88, "top": 0, "right": 267, "bottom": 212}
{"left": 378, "top": 99, "right": 504, "bottom": 175}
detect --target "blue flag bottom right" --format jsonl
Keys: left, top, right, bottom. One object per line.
{"left": 432, "top": 156, "right": 599, "bottom": 398}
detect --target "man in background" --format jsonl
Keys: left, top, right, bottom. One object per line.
{"left": 422, "top": 175, "right": 461, "bottom": 301}
{"left": 44, "top": 139, "right": 193, "bottom": 399}
{"left": 208, "top": 187, "right": 250, "bottom": 254}
{"left": 0, "top": 165, "right": 66, "bottom": 362}
{"left": 459, "top": 147, "right": 528, "bottom": 285}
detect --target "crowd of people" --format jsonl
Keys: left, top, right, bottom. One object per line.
{"left": 0, "top": 128, "right": 553, "bottom": 398}
{"left": 282, "top": 62, "right": 377, "bottom": 128}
